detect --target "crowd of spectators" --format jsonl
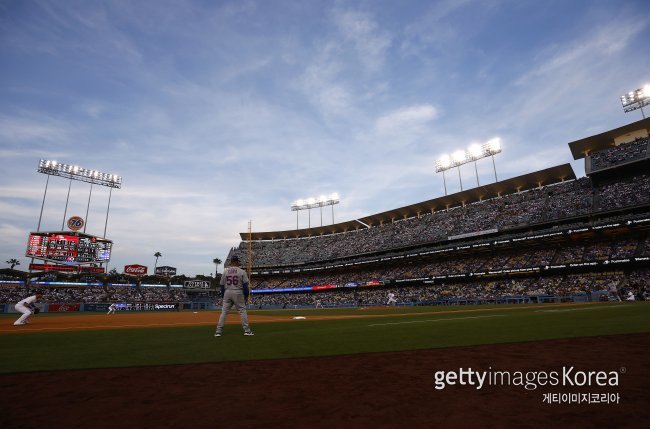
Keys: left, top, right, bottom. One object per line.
{"left": 232, "top": 177, "right": 612, "bottom": 267}
{"left": 247, "top": 270, "right": 644, "bottom": 308}
{"left": 231, "top": 170, "right": 650, "bottom": 268}
{"left": 2, "top": 269, "right": 644, "bottom": 308}
{"left": 598, "top": 174, "right": 650, "bottom": 210}
{"left": 590, "top": 137, "right": 649, "bottom": 171}
{"left": 0, "top": 285, "right": 189, "bottom": 304}
{"left": 249, "top": 236, "right": 648, "bottom": 291}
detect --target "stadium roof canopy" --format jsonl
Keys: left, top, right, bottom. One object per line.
{"left": 568, "top": 117, "right": 650, "bottom": 160}
{"left": 241, "top": 163, "right": 577, "bottom": 241}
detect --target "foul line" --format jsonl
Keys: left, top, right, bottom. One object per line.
{"left": 535, "top": 305, "right": 629, "bottom": 313}
{"left": 368, "top": 314, "right": 506, "bottom": 327}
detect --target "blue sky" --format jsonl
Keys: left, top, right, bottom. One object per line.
{"left": 1, "top": 0, "right": 649, "bottom": 277}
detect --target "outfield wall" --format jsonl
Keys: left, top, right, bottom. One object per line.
{"left": 0, "top": 291, "right": 620, "bottom": 314}
{"left": 0, "top": 302, "right": 218, "bottom": 314}
{"left": 246, "top": 292, "right": 615, "bottom": 310}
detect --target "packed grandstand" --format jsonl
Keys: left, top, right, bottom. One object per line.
{"left": 225, "top": 119, "right": 650, "bottom": 307}
{"left": 1, "top": 119, "right": 649, "bottom": 309}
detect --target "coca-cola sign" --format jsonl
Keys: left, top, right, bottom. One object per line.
{"left": 124, "top": 264, "right": 148, "bottom": 275}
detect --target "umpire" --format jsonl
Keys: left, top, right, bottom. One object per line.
{"left": 215, "top": 255, "right": 254, "bottom": 337}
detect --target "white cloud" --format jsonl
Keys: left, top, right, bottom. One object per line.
{"left": 296, "top": 7, "right": 393, "bottom": 119}
{"left": 400, "top": 0, "right": 478, "bottom": 56}
{"left": 375, "top": 104, "right": 438, "bottom": 134}
{"left": 0, "top": 114, "right": 76, "bottom": 143}
{"left": 334, "top": 9, "right": 392, "bottom": 72}
{"left": 516, "top": 19, "right": 649, "bottom": 86}
{"left": 297, "top": 42, "right": 354, "bottom": 117}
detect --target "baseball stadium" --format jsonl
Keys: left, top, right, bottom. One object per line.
{"left": 1, "top": 118, "right": 649, "bottom": 428}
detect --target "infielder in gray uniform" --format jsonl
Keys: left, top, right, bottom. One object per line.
{"left": 215, "top": 255, "right": 254, "bottom": 337}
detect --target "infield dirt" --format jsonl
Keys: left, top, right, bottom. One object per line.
{"left": 0, "top": 302, "right": 606, "bottom": 335}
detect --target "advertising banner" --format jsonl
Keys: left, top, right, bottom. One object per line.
{"left": 124, "top": 264, "right": 148, "bottom": 275}
{"left": 84, "top": 303, "right": 111, "bottom": 312}
{"left": 0, "top": 304, "right": 5, "bottom": 313}
{"left": 155, "top": 266, "right": 177, "bottom": 277}
{"left": 30, "top": 263, "right": 105, "bottom": 273}
{"left": 312, "top": 284, "right": 337, "bottom": 291}
{"left": 67, "top": 216, "right": 85, "bottom": 231}
{"left": 252, "top": 286, "right": 311, "bottom": 293}
{"left": 114, "top": 303, "right": 180, "bottom": 311}
{"left": 183, "top": 280, "right": 211, "bottom": 289}
{"left": 48, "top": 303, "right": 81, "bottom": 312}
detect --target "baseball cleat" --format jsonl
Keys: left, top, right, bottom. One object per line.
{"left": 244, "top": 332, "right": 254, "bottom": 336}
{"left": 214, "top": 333, "right": 222, "bottom": 337}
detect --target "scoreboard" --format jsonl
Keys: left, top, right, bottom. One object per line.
{"left": 26, "top": 231, "right": 112, "bottom": 264}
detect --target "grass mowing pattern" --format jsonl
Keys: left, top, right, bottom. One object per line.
{"left": 1, "top": 302, "right": 648, "bottom": 374}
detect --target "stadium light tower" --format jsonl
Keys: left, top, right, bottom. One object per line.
{"left": 435, "top": 138, "right": 502, "bottom": 193}
{"left": 621, "top": 84, "right": 650, "bottom": 119}
{"left": 37, "top": 160, "right": 122, "bottom": 236}
{"left": 291, "top": 193, "right": 340, "bottom": 229}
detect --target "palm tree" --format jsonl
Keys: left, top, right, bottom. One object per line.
{"left": 213, "top": 258, "right": 222, "bottom": 278}
{"left": 6, "top": 259, "right": 20, "bottom": 270}
{"left": 154, "top": 252, "right": 162, "bottom": 272}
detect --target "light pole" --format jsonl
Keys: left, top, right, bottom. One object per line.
{"left": 435, "top": 155, "right": 451, "bottom": 196}
{"left": 452, "top": 150, "right": 466, "bottom": 191}
{"left": 467, "top": 144, "right": 482, "bottom": 186}
{"left": 37, "top": 174, "right": 50, "bottom": 232}
{"left": 484, "top": 138, "right": 501, "bottom": 182}
{"left": 84, "top": 182, "right": 93, "bottom": 233}
{"left": 61, "top": 178, "right": 73, "bottom": 230}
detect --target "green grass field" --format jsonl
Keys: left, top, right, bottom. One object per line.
{"left": 1, "top": 302, "right": 648, "bottom": 374}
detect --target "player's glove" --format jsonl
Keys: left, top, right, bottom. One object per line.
{"left": 33, "top": 307, "right": 41, "bottom": 314}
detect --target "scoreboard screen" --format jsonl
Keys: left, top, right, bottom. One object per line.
{"left": 26, "top": 231, "right": 112, "bottom": 264}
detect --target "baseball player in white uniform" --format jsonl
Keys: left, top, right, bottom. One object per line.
{"left": 215, "top": 256, "right": 254, "bottom": 337}
{"left": 14, "top": 293, "right": 43, "bottom": 325}
{"left": 387, "top": 292, "right": 397, "bottom": 306}
{"left": 107, "top": 303, "right": 117, "bottom": 315}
